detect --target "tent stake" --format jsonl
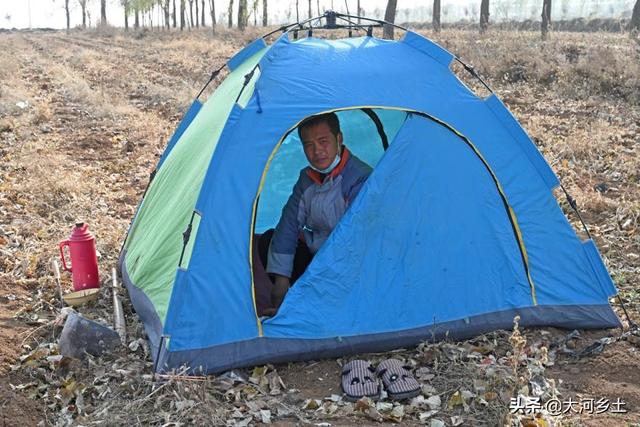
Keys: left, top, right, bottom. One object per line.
{"left": 112, "top": 267, "right": 127, "bottom": 344}
{"left": 616, "top": 295, "right": 637, "bottom": 329}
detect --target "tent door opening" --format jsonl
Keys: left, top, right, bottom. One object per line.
{"left": 250, "top": 108, "right": 409, "bottom": 319}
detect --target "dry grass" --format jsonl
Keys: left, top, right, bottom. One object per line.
{"left": 430, "top": 29, "right": 640, "bottom": 104}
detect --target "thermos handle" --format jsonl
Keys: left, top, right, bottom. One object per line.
{"left": 59, "top": 240, "right": 72, "bottom": 272}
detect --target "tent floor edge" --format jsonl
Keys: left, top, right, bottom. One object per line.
{"left": 161, "top": 304, "right": 620, "bottom": 375}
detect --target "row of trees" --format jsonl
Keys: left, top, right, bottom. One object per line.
{"left": 61, "top": 0, "right": 640, "bottom": 36}
{"left": 384, "top": 0, "right": 639, "bottom": 39}
{"left": 121, "top": 0, "right": 220, "bottom": 32}
{"left": 63, "top": 1, "right": 219, "bottom": 32}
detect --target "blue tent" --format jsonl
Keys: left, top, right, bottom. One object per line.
{"left": 120, "top": 20, "right": 620, "bottom": 374}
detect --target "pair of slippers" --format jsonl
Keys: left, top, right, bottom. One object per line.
{"left": 341, "top": 359, "right": 421, "bottom": 402}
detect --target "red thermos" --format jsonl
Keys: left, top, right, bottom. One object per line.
{"left": 59, "top": 223, "right": 100, "bottom": 291}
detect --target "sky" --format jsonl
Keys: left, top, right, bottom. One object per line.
{"left": 0, "top": 0, "right": 636, "bottom": 30}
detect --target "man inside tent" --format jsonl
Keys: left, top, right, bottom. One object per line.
{"left": 257, "top": 113, "right": 372, "bottom": 316}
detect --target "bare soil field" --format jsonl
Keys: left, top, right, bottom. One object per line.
{"left": 0, "top": 27, "right": 638, "bottom": 426}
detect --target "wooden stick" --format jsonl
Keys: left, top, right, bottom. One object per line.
{"left": 153, "top": 374, "right": 209, "bottom": 382}
{"left": 112, "top": 267, "right": 126, "bottom": 345}
{"left": 52, "top": 259, "right": 64, "bottom": 309}
{"left": 20, "top": 321, "right": 53, "bottom": 346}
{"left": 127, "top": 366, "right": 191, "bottom": 409}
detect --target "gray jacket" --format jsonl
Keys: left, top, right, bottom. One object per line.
{"left": 266, "top": 148, "right": 372, "bottom": 278}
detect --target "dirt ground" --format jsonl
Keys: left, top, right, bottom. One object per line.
{"left": 0, "top": 27, "right": 638, "bottom": 426}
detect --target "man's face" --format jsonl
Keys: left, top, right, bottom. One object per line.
{"left": 300, "top": 121, "right": 343, "bottom": 171}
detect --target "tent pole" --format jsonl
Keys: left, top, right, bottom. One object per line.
{"left": 559, "top": 183, "right": 592, "bottom": 239}
{"left": 453, "top": 57, "right": 493, "bottom": 94}
{"left": 259, "top": 10, "right": 408, "bottom": 40}
{"left": 153, "top": 335, "right": 167, "bottom": 373}
{"left": 196, "top": 63, "right": 226, "bottom": 100}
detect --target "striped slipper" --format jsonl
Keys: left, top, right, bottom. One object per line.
{"left": 341, "top": 360, "right": 381, "bottom": 402}
{"left": 376, "top": 359, "right": 421, "bottom": 400}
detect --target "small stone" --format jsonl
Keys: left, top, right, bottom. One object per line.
{"left": 421, "top": 384, "right": 437, "bottom": 396}
{"left": 389, "top": 405, "right": 405, "bottom": 422}
{"left": 425, "top": 395, "right": 441, "bottom": 410}
{"left": 409, "top": 395, "right": 427, "bottom": 408}
{"left": 375, "top": 402, "right": 393, "bottom": 412}
{"left": 366, "top": 407, "right": 383, "bottom": 422}
{"left": 259, "top": 409, "right": 271, "bottom": 424}
{"left": 58, "top": 312, "right": 120, "bottom": 359}
{"left": 419, "top": 410, "right": 439, "bottom": 422}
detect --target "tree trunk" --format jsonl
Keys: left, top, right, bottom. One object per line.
{"left": 228, "top": 0, "right": 234, "bottom": 28}
{"left": 433, "top": 0, "right": 440, "bottom": 32}
{"left": 541, "top": 0, "right": 551, "bottom": 39}
{"left": 188, "top": 0, "right": 194, "bottom": 29}
{"left": 65, "top": 0, "right": 70, "bottom": 31}
{"left": 79, "top": 0, "right": 87, "bottom": 28}
{"left": 238, "top": 0, "right": 247, "bottom": 31}
{"left": 382, "top": 0, "right": 397, "bottom": 39}
{"left": 263, "top": 0, "right": 267, "bottom": 26}
{"left": 180, "top": 0, "right": 186, "bottom": 30}
{"left": 163, "top": 0, "right": 170, "bottom": 29}
{"left": 630, "top": 0, "right": 640, "bottom": 32}
{"left": 201, "top": 0, "right": 205, "bottom": 25}
{"left": 209, "top": 0, "right": 216, "bottom": 32}
{"left": 172, "top": 0, "right": 177, "bottom": 27}
{"left": 253, "top": 0, "right": 258, "bottom": 25}
{"left": 134, "top": 6, "right": 139, "bottom": 28}
{"left": 195, "top": 0, "right": 199, "bottom": 27}
{"left": 122, "top": 0, "right": 129, "bottom": 31}
{"left": 480, "top": 0, "right": 489, "bottom": 33}
{"left": 101, "top": 0, "right": 107, "bottom": 25}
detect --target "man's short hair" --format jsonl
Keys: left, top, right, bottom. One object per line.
{"left": 298, "top": 112, "right": 341, "bottom": 139}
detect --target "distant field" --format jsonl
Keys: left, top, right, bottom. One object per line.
{"left": 0, "top": 27, "right": 638, "bottom": 425}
